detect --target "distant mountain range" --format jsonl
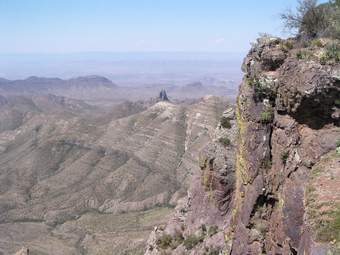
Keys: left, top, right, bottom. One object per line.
{"left": 0, "top": 75, "right": 116, "bottom": 94}
{"left": 0, "top": 75, "right": 237, "bottom": 105}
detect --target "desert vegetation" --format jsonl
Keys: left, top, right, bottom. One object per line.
{"left": 281, "top": 0, "right": 340, "bottom": 39}
{"left": 219, "top": 137, "right": 231, "bottom": 146}
{"left": 155, "top": 224, "right": 220, "bottom": 252}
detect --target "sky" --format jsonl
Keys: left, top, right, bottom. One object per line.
{"left": 0, "top": 0, "right": 313, "bottom": 54}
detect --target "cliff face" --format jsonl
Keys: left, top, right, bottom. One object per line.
{"left": 145, "top": 37, "right": 339, "bottom": 255}
{"left": 234, "top": 36, "right": 339, "bottom": 255}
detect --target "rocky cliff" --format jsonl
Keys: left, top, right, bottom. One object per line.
{"left": 145, "top": 36, "right": 339, "bottom": 254}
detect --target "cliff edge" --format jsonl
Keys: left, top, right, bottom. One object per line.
{"left": 145, "top": 36, "right": 340, "bottom": 255}
{"left": 233, "top": 35, "right": 339, "bottom": 254}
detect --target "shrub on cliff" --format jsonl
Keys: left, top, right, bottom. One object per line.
{"left": 280, "top": 151, "right": 289, "bottom": 164}
{"left": 337, "top": 139, "right": 340, "bottom": 148}
{"left": 183, "top": 234, "right": 204, "bottom": 250}
{"left": 281, "top": 0, "right": 328, "bottom": 38}
{"left": 260, "top": 107, "right": 274, "bottom": 124}
{"left": 279, "top": 39, "right": 295, "bottom": 51}
{"left": 281, "top": 0, "right": 340, "bottom": 39}
{"left": 310, "top": 38, "right": 323, "bottom": 47}
{"left": 220, "top": 116, "right": 232, "bottom": 129}
{"left": 324, "top": 41, "right": 340, "bottom": 60}
{"left": 219, "top": 137, "right": 231, "bottom": 147}
{"left": 336, "top": 140, "right": 340, "bottom": 155}
{"left": 203, "top": 247, "right": 221, "bottom": 255}
{"left": 156, "top": 234, "right": 173, "bottom": 249}
{"left": 319, "top": 41, "right": 340, "bottom": 64}
{"left": 329, "top": 0, "right": 340, "bottom": 38}
{"left": 296, "top": 50, "right": 311, "bottom": 59}
{"left": 207, "top": 225, "right": 219, "bottom": 237}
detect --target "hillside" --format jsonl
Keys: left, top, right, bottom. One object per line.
{"left": 0, "top": 94, "right": 228, "bottom": 254}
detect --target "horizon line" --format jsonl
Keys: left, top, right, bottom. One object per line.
{"left": 0, "top": 50, "right": 247, "bottom": 56}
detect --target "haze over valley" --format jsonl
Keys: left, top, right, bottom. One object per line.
{"left": 0, "top": 47, "right": 239, "bottom": 255}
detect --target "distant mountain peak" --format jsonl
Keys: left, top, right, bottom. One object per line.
{"left": 68, "top": 75, "right": 112, "bottom": 83}
{"left": 67, "top": 75, "right": 117, "bottom": 88}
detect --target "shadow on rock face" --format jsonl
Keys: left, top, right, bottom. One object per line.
{"left": 292, "top": 87, "right": 340, "bottom": 130}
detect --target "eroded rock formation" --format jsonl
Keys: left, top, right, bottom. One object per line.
{"left": 159, "top": 89, "right": 169, "bottom": 101}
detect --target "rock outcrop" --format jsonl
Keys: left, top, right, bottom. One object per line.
{"left": 233, "top": 36, "right": 339, "bottom": 255}
{"left": 14, "top": 247, "right": 29, "bottom": 255}
{"left": 159, "top": 89, "right": 169, "bottom": 101}
{"left": 145, "top": 36, "right": 339, "bottom": 254}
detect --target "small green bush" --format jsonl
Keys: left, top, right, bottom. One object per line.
{"left": 320, "top": 41, "right": 340, "bottom": 64}
{"left": 204, "top": 247, "right": 221, "bottom": 255}
{"left": 260, "top": 108, "right": 274, "bottom": 124}
{"left": 170, "top": 231, "right": 184, "bottom": 249}
{"left": 280, "top": 0, "right": 330, "bottom": 39}
{"left": 261, "top": 158, "right": 272, "bottom": 169}
{"left": 320, "top": 53, "right": 328, "bottom": 65}
{"left": 281, "top": 151, "right": 289, "bottom": 164}
{"left": 219, "top": 137, "right": 231, "bottom": 147}
{"left": 335, "top": 99, "right": 340, "bottom": 107}
{"left": 336, "top": 139, "right": 340, "bottom": 148}
{"left": 316, "top": 206, "right": 340, "bottom": 242}
{"left": 184, "top": 234, "right": 203, "bottom": 250}
{"left": 246, "top": 76, "right": 261, "bottom": 88}
{"left": 248, "top": 76, "right": 276, "bottom": 103}
{"left": 201, "top": 224, "right": 207, "bottom": 234}
{"left": 207, "top": 225, "right": 219, "bottom": 237}
{"left": 325, "top": 41, "right": 340, "bottom": 61}
{"left": 311, "top": 38, "right": 323, "bottom": 47}
{"left": 279, "top": 40, "right": 294, "bottom": 52}
{"left": 156, "top": 234, "right": 173, "bottom": 249}
{"left": 296, "top": 50, "right": 310, "bottom": 60}
{"left": 220, "top": 116, "right": 232, "bottom": 129}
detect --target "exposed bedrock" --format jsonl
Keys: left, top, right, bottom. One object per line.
{"left": 145, "top": 36, "right": 339, "bottom": 255}
{"left": 233, "top": 36, "right": 339, "bottom": 254}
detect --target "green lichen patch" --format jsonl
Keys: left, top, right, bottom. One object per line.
{"left": 305, "top": 150, "right": 340, "bottom": 245}
{"left": 315, "top": 205, "right": 340, "bottom": 243}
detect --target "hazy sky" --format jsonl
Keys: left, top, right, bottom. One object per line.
{"left": 0, "top": 0, "right": 319, "bottom": 54}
